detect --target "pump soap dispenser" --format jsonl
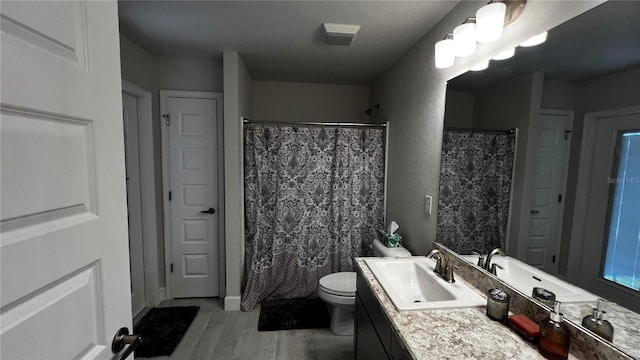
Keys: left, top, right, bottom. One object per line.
{"left": 539, "top": 301, "right": 570, "bottom": 360}
{"left": 581, "top": 299, "right": 614, "bottom": 342}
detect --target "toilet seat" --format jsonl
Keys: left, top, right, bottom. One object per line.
{"left": 319, "top": 272, "right": 356, "bottom": 297}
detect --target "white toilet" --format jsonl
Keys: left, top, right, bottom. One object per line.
{"left": 318, "top": 239, "right": 411, "bottom": 335}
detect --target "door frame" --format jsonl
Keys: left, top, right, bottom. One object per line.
{"left": 122, "top": 81, "right": 161, "bottom": 307}
{"left": 549, "top": 109, "right": 573, "bottom": 275}
{"left": 160, "top": 90, "right": 225, "bottom": 299}
{"left": 567, "top": 105, "right": 640, "bottom": 283}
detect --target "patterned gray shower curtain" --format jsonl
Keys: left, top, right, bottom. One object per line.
{"left": 241, "top": 124, "right": 385, "bottom": 311}
{"left": 437, "top": 130, "right": 516, "bottom": 255}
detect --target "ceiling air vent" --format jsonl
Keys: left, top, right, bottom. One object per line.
{"left": 321, "top": 23, "right": 361, "bottom": 46}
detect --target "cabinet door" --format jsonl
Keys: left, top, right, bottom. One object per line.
{"left": 355, "top": 296, "right": 389, "bottom": 360}
{"left": 390, "top": 332, "right": 412, "bottom": 360}
{"left": 357, "top": 271, "right": 392, "bottom": 352}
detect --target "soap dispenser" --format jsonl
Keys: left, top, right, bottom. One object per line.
{"left": 539, "top": 301, "right": 570, "bottom": 360}
{"left": 581, "top": 299, "right": 614, "bottom": 342}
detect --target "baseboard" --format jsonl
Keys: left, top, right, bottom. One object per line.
{"left": 224, "top": 296, "right": 241, "bottom": 311}
{"left": 156, "top": 287, "right": 167, "bottom": 305}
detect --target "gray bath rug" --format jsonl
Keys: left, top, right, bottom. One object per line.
{"left": 133, "top": 306, "right": 200, "bottom": 357}
{"left": 258, "top": 298, "right": 330, "bottom": 331}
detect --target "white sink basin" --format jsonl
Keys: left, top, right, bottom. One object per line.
{"left": 460, "top": 255, "right": 598, "bottom": 304}
{"left": 365, "top": 257, "right": 485, "bottom": 311}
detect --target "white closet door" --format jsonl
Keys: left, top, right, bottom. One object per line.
{"left": 165, "top": 94, "right": 220, "bottom": 298}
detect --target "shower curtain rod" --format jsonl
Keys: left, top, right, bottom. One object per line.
{"left": 444, "top": 127, "right": 516, "bottom": 135}
{"left": 243, "top": 118, "right": 387, "bottom": 128}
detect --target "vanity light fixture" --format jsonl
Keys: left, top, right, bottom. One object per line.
{"left": 435, "top": 34, "right": 455, "bottom": 69}
{"left": 492, "top": 47, "right": 515, "bottom": 60}
{"left": 470, "top": 60, "right": 490, "bottom": 71}
{"left": 476, "top": 0, "right": 526, "bottom": 43}
{"left": 434, "top": 0, "right": 526, "bottom": 69}
{"left": 476, "top": 2, "right": 506, "bottom": 43}
{"left": 520, "top": 31, "right": 548, "bottom": 47}
{"left": 453, "top": 18, "right": 477, "bottom": 57}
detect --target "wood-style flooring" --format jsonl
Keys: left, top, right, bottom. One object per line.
{"left": 133, "top": 298, "right": 354, "bottom": 360}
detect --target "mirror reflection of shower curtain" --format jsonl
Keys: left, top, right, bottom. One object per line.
{"left": 437, "top": 130, "right": 516, "bottom": 254}
{"left": 241, "top": 124, "right": 385, "bottom": 311}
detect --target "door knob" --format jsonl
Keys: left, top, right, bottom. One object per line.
{"left": 112, "top": 327, "right": 142, "bottom": 360}
{"left": 200, "top": 207, "right": 216, "bottom": 214}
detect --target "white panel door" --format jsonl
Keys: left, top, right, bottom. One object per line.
{"left": 166, "top": 95, "right": 219, "bottom": 298}
{"left": 123, "top": 93, "right": 146, "bottom": 317}
{"left": 526, "top": 111, "right": 572, "bottom": 273}
{"left": 1, "top": 1, "right": 133, "bottom": 359}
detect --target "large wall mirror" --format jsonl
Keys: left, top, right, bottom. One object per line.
{"left": 439, "top": 1, "right": 639, "bottom": 357}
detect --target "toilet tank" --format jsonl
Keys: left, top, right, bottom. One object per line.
{"left": 372, "top": 239, "right": 412, "bottom": 257}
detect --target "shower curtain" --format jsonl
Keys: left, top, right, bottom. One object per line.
{"left": 437, "top": 130, "right": 516, "bottom": 255}
{"left": 241, "top": 124, "right": 385, "bottom": 311}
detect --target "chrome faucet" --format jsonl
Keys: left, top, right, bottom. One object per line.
{"left": 427, "top": 249, "right": 457, "bottom": 283}
{"left": 484, "top": 248, "right": 506, "bottom": 272}
{"left": 426, "top": 249, "right": 446, "bottom": 274}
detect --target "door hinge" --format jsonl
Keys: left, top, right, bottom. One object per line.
{"left": 558, "top": 194, "right": 562, "bottom": 202}
{"left": 169, "top": 191, "right": 172, "bottom": 201}
{"left": 170, "top": 263, "right": 174, "bottom": 273}
{"left": 564, "top": 130, "right": 572, "bottom": 140}
{"left": 552, "top": 255, "right": 556, "bottom": 263}
{"left": 162, "top": 113, "right": 170, "bottom": 126}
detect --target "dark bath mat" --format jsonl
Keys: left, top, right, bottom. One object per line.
{"left": 258, "top": 298, "right": 330, "bottom": 331}
{"left": 133, "top": 306, "right": 200, "bottom": 358}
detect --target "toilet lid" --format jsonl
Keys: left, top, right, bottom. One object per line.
{"left": 319, "top": 272, "right": 356, "bottom": 296}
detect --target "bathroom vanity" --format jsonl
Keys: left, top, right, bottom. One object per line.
{"left": 355, "top": 269, "right": 411, "bottom": 360}
{"left": 354, "top": 258, "right": 569, "bottom": 360}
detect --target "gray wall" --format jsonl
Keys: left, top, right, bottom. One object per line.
{"left": 238, "top": 59, "right": 252, "bottom": 293}
{"left": 119, "top": 34, "right": 224, "bottom": 290}
{"left": 251, "top": 81, "right": 370, "bottom": 123}
{"left": 370, "top": 0, "right": 601, "bottom": 256}
{"left": 156, "top": 56, "right": 223, "bottom": 92}
{"left": 120, "top": 35, "right": 157, "bottom": 95}
{"left": 443, "top": 91, "right": 474, "bottom": 128}
{"left": 223, "top": 51, "right": 253, "bottom": 310}
{"left": 542, "top": 79, "right": 576, "bottom": 110}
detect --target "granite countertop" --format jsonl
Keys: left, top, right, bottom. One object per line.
{"left": 355, "top": 258, "right": 578, "bottom": 360}
{"left": 563, "top": 302, "right": 640, "bottom": 359}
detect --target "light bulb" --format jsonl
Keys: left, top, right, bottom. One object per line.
{"left": 492, "top": 47, "right": 515, "bottom": 60}
{"left": 520, "top": 32, "right": 548, "bottom": 47}
{"left": 435, "top": 37, "right": 455, "bottom": 69}
{"left": 453, "top": 21, "right": 477, "bottom": 57}
{"left": 471, "top": 60, "right": 489, "bottom": 71}
{"left": 476, "top": 2, "right": 506, "bottom": 44}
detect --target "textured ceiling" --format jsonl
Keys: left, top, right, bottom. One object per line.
{"left": 118, "top": 1, "right": 460, "bottom": 85}
{"left": 448, "top": 1, "right": 640, "bottom": 92}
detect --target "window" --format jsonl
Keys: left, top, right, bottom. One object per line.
{"left": 602, "top": 131, "right": 640, "bottom": 291}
